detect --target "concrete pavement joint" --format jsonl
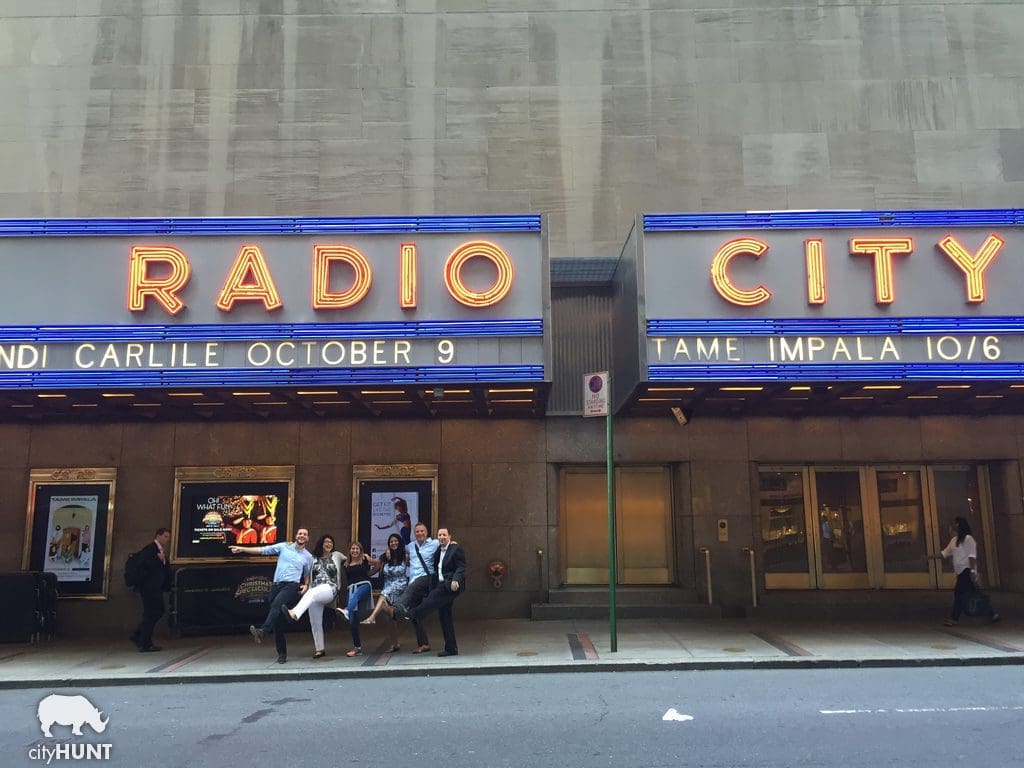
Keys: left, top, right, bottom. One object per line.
{"left": 941, "top": 628, "right": 1023, "bottom": 653}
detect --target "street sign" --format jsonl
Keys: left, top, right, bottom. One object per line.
{"left": 583, "top": 371, "right": 609, "bottom": 417}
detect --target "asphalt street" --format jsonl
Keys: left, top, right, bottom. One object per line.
{"left": 3, "top": 667, "right": 1023, "bottom": 768}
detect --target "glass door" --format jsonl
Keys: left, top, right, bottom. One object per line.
{"left": 759, "top": 469, "right": 813, "bottom": 589}
{"left": 810, "top": 469, "right": 871, "bottom": 588}
{"left": 759, "top": 463, "right": 996, "bottom": 591}
{"left": 927, "top": 466, "right": 997, "bottom": 588}
{"left": 871, "top": 467, "right": 933, "bottom": 588}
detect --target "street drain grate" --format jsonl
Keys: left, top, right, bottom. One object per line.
{"left": 517, "top": 651, "right": 538, "bottom": 657}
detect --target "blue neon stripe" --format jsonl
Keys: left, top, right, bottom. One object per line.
{"left": 649, "top": 363, "right": 1024, "bottom": 382}
{"left": 0, "top": 319, "right": 543, "bottom": 343}
{"left": 648, "top": 317, "right": 1024, "bottom": 336}
{"left": 0, "top": 365, "right": 546, "bottom": 389}
{"left": 0, "top": 215, "right": 542, "bottom": 237}
{"left": 644, "top": 209, "right": 1024, "bottom": 232}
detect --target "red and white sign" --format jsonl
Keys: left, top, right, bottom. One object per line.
{"left": 583, "top": 371, "right": 609, "bottom": 417}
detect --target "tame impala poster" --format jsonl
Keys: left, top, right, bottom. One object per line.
{"left": 43, "top": 496, "right": 98, "bottom": 583}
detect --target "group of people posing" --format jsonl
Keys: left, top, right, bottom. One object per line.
{"left": 230, "top": 522, "right": 466, "bottom": 663}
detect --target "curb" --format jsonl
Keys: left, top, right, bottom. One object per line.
{"left": 5, "top": 654, "right": 1024, "bottom": 690}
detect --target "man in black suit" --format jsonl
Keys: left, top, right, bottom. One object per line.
{"left": 130, "top": 527, "right": 172, "bottom": 652}
{"left": 405, "top": 527, "right": 466, "bottom": 657}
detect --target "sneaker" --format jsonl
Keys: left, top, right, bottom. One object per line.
{"left": 337, "top": 608, "right": 349, "bottom": 622}
{"left": 277, "top": 654, "right": 287, "bottom": 664}
{"left": 250, "top": 625, "right": 264, "bottom": 643}
{"left": 991, "top": 613, "right": 1001, "bottom": 624}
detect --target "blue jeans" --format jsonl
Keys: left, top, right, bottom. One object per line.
{"left": 261, "top": 581, "right": 300, "bottom": 656}
{"left": 347, "top": 582, "right": 371, "bottom": 648}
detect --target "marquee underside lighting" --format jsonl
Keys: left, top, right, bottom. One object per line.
{"left": 649, "top": 363, "right": 1024, "bottom": 382}
{"left": 0, "top": 365, "right": 546, "bottom": 390}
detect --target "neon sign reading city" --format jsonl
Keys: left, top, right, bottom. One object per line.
{"left": 709, "top": 234, "right": 1004, "bottom": 306}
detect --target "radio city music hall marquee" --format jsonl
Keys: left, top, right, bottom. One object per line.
{"left": 0, "top": 217, "right": 547, "bottom": 386}
{"left": 635, "top": 211, "right": 1024, "bottom": 380}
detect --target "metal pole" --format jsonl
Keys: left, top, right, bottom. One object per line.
{"left": 607, "top": 401, "right": 617, "bottom": 653}
{"left": 699, "top": 547, "right": 712, "bottom": 606}
{"left": 743, "top": 547, "right": 758, "bottom": 608}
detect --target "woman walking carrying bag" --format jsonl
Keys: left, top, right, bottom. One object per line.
{"left": 931, "top": 517, "right": 1000, "bottom": 627}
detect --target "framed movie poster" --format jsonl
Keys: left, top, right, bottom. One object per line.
{"left": 22, "top": 468, "right": 117, "bottom": 600}
{"left": 172, "top": 466, "right": 295, "bottom": 564}
{"left": 352, "top": 465, "right": 438, "bottom": 559}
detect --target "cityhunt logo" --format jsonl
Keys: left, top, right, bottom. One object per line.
{"left": 28, "top": 694, "right": 112, "bottom": 764}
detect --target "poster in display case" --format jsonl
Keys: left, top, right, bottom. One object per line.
{"left": 352, "top": 465, "right": 438, "bottom": 559}
{"left": 22, "top": 468, "right": 117, "bottom": 599}
{"left": 173, "top": 466, "right": 295, "bottom": 563}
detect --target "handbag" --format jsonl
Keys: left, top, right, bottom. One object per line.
{"left": 965, "top": 587, "right": 992, "bottom": 618}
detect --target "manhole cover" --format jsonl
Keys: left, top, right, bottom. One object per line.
{"left": 722, "top": 647, "right": 746, "bottom": 653}
{"left": 931, "top": 644, "right": 956, "bottom": 650}
{"left": 516, "top": 651, "right": 538, "bottom": 657}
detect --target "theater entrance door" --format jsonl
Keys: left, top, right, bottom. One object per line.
{"left": 560, "top": 466, "right": 674, "bottom": 585}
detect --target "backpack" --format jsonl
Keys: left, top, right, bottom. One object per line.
{"left": 124, "top": 549, "right": 146, "bottom": 589}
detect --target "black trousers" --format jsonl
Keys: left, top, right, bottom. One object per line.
{"left": 135, "top": 589, "right": 165, "bottom": 649}
{"left": 411, "top": 584, "right": 461, "bottom": 653}
{"left": 397, "top": 576, "right": 433, "bottom": 647}
{"left": 260, "top": 582, "right": 300, "bottom": 655}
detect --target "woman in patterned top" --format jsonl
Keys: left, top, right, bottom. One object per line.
{"left": 360, "top": 533, "right": 410, "bottom": 653}
{"left": 283, "top": 534, "right": 345, "bottom": 659}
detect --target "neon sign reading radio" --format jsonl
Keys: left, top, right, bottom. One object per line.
{"left": 709, "top": 234, "right": 1004, "bottom": 306}
{"left": 127, "top": 240, "right": 515, "bottom": 315}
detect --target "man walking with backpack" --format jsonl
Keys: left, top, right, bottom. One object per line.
{"left": 129, "top": 527, "right": 172, "bottom": 652}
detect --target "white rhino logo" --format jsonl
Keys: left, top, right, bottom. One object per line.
{"left": 37, "top": 694, "right": 109, "bottom": 738}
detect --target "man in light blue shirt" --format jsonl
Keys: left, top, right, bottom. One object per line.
{"left": 394, "top": 523, "right": 439, "bottom": 653}
{"left": 231, "top": 527, "right": 313, "bottom": 663}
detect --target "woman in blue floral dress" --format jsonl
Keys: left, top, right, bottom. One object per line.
{"left": 360, "top": 533, "right": 409, "bottom": 652}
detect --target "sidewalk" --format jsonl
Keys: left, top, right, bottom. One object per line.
{"left": 1, "top": 616, "right": 1022, "bottom": 689}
